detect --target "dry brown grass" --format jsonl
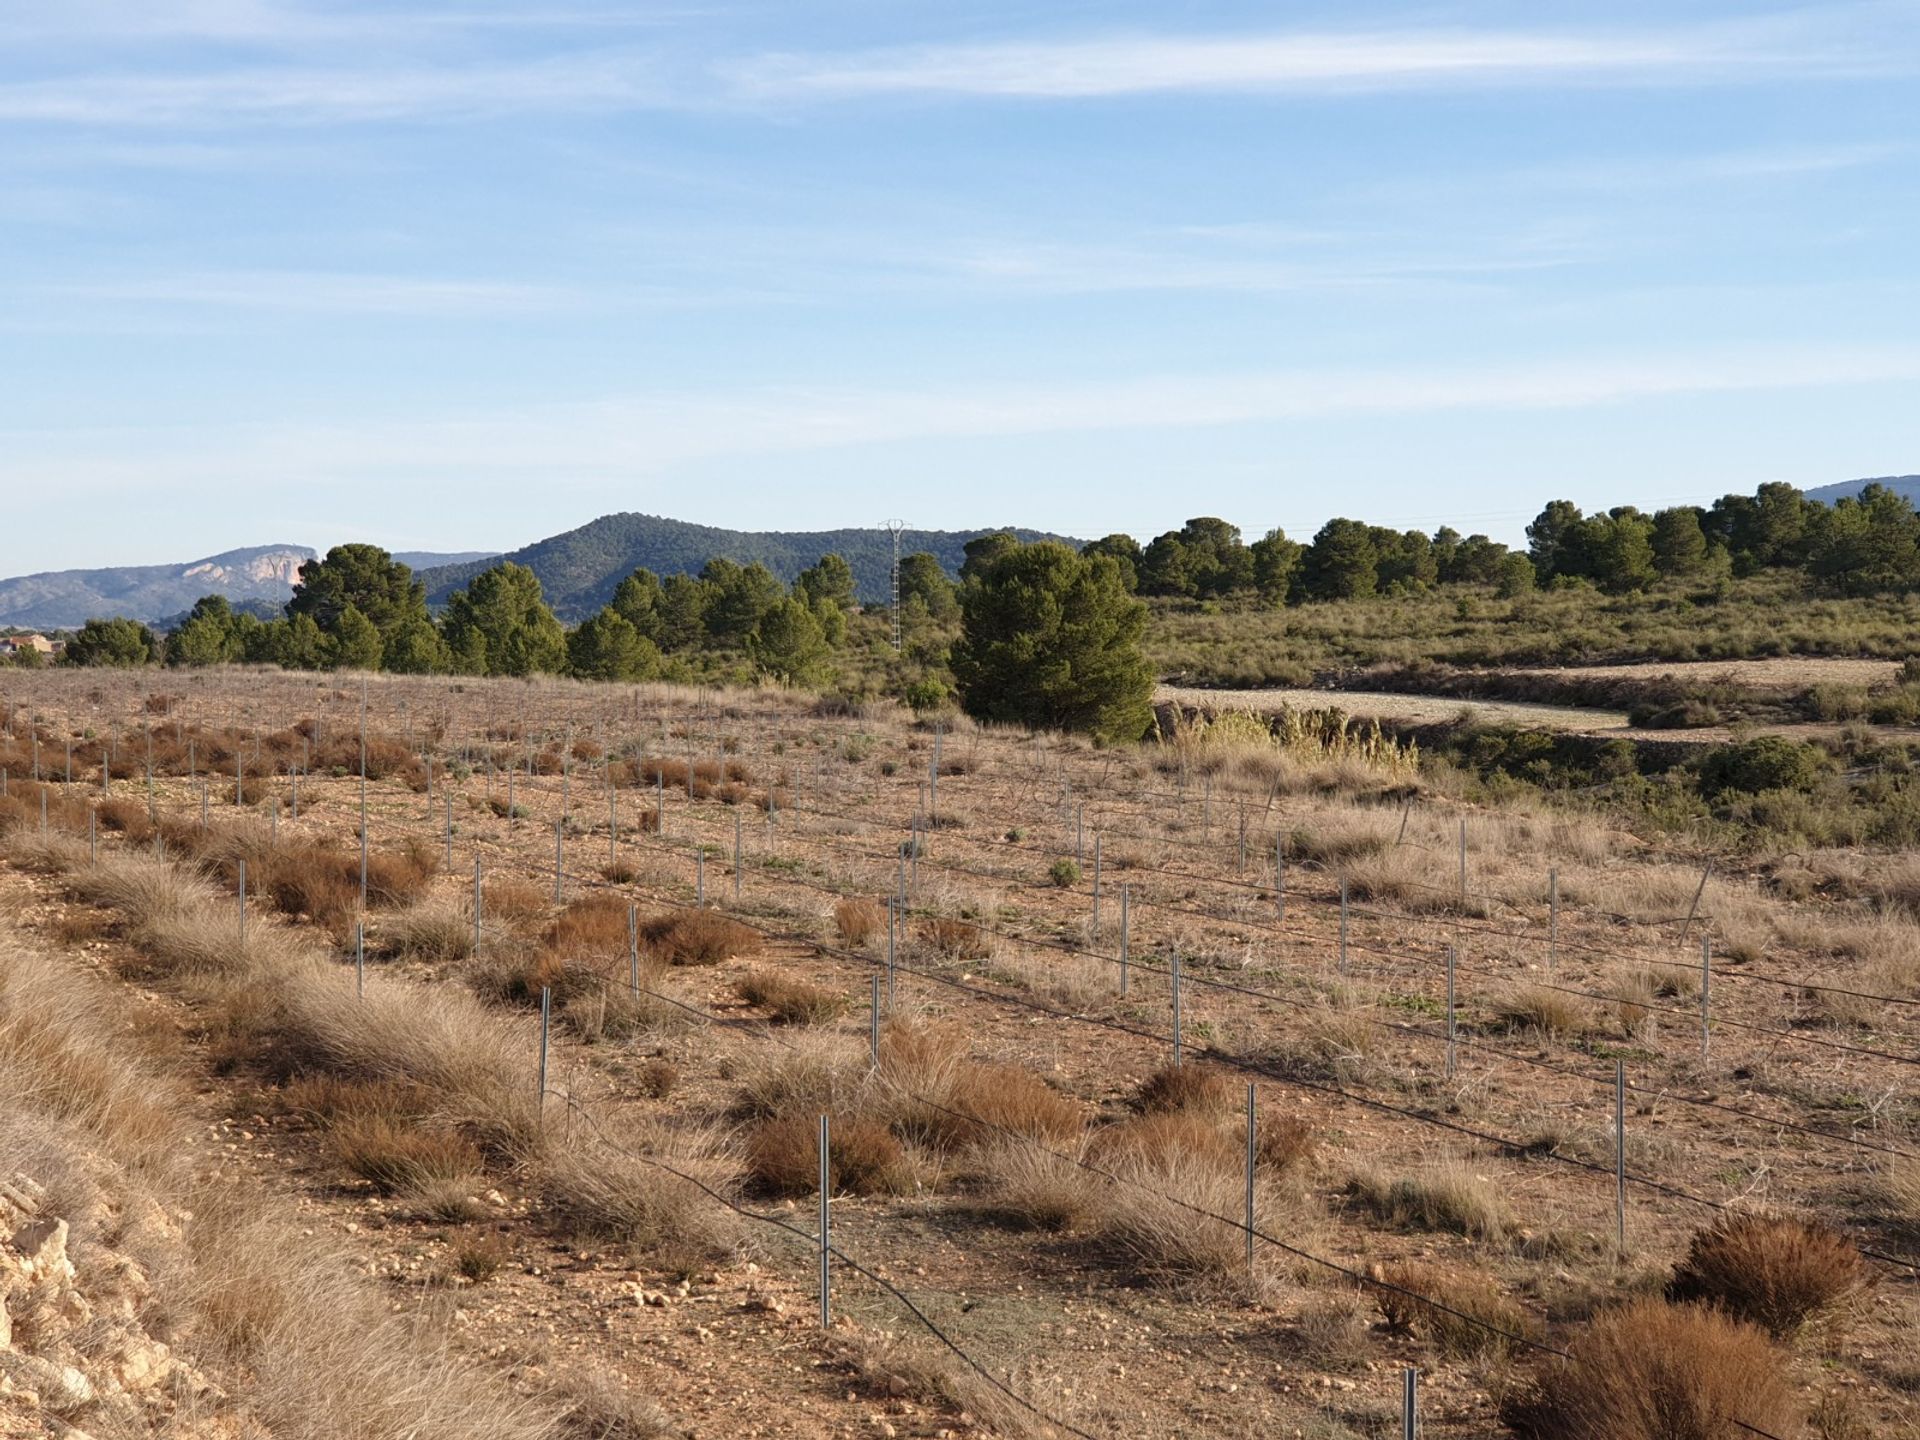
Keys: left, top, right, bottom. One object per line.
{"left": 1256, "top": 1114, "right": 1319, "bottom": 1175}
{"left": 95, "top": 795, "right": 155, "bottom": 840}
{"left": 1610, "top": 965, "right": 1661, "bottom": 1033}
{"left": 834, "top": 897, "right": 885, "bottom": 947}
{"left": 1284, "top": 813, "right": 1392, "bottom": 865}
{"left": 381, "top": 899, "right": 474, "bottom": 963}
{"left": 1132, "top": 1062, "right": 1239, "bottom": 1118}
{"left": 248, "top": 837, "right": 439, "bottom": 929}
{"left": 541, "top": 1126, "right": 743, "bottom": 1268}
{"left": 328, "top": 1115, "right": 485, "bottom": 1194}
{"left": 1666, "top": 1213, "right": 1867, "bottom": 1337}
{"left": 970, "top": 1134, "right": 1099, "bottom": 1231}
{"left": 993, "top": 951, "right": 1119, "bottom": 1011}
{"left": 547, "top": 893, "right": 631, "bottom": 956}
{"left": 731, "top": 1032, "right": 865, "bottom": 1119}
{"left": 275, "top": 1072, "right": 429, "bottom": 1124}
{"left": 1502, "top": 1298, "right": 1803, "bottom": 1440}
{"left": 640, "top": 908, "right": 761, "bottom": 965}
{"left": 1343, "top": 846, "right": 1491, "bottom": 917}
{"left": 735, "top": 968, "right": 847, "bottom": 1025}
{"left": 922, "top": 915, "right": 992, "bottom": 960}
{"left": 1373, "top": 1260, "right": 1534, "bottom": 1359}
{"left": 746, "top": 1110, "right": 912, "bottom": 1196}
{"left": 483, "top": 875, "right": 552, "bottom": 927}
{"left": 1093, "top": 1113, "right": 1294, "bottom": 1291}
{"left": 0, "top": 938, "right": 182, "bottom": 1171}
{"left": 1345, "top": 1156, "right": 1514, "bottom": 1243}
{"left": 1490, "top": 984, "right": 1592, "bottom": 1039}
{"left": 877, "top": 1022, "right": 1083, "bottom": 1151}
{"left": 0, "top": 885, "right": 592, "bottom": 1440}
{"left": 1264, "top": 996, "right": 1382, "bottom": 1085}
{"left": 1882, "top": 1156, "right": 1920, "bottom": 1234}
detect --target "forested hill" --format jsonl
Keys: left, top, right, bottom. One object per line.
{"left": 1805, "top": 475, "right": 1920, "bottom": 506}
{"left": 415, "top": 514, "right": 1078, "bottom": 619}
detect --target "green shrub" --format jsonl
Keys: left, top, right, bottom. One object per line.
{"left": 1699, "top": 736, "right": 1826, "bottom": 797}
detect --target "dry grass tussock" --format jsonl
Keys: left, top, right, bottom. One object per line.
{"left": 1344, "top": 1156, "right": 1514, "bottom": 1243}
{"left": 1264, "top": 993, "right": 1383, "bottom": 1086}
{"left": 380, "top": 898, "right": 474, "bottom": 962}
{"left": 272, "top": 963, "right": 540, "bottom": 1154}
{"left": 921, "top": 914, "right": 992, "bottom": 960}
{"left": 0, "top": 921, "right": 577, "bottom": 1440}
{"left": 1372, "top": 1260, "right": 1536, "bottom": 1359}
{"left": 1341, "top": 846, "right": 1492, "bottom": 917}
{"left": 833, "top": 897, "right": 884, "bottom": 947}
{"left": 1666, "top": 1212, "right": 1867, "bottom": 1337}
{"left": 991, "top": 950, "right": 1118, "bottom": 1011}
{"left": 0, "top": 937, "right": 182, "bottom": 1175}
{"left": 1490, "top": 984, "right": 1592, "bottom": 1039}
{"left": 639, "top": 908, "right": 762, "bottom": 965}
{"left": 735, "top": 967, "right": 847, "bottom": 1024}
{"left": 1093, "top": 1112, "right": 1297, "bottom": 1295}
{"left": 746, "top": 1110, "right": 913, "bottom": 1196}
{"left": 1883, "top": 1156, "right": 1920, "bottom": 1234}
{"left": 876, "top": 1020, "right": 1085, "bottom": 1151}
{"left": 1132, "top": 1062, "right": 1239, "bottom": 1118}
{"left": 546, "top": 893, "right": 631, "bottom": 956}
{"left": 31, "top": 839, "right": 543, "bottom": 1157}
{"left": 1501, "top": 1297, "right": 1802, "bottom": 1440}
{"left": 1284, "top": 812, "right": 1393, "bottom": 866}
{"left": 541, "top": 1123, "right": 744, "bottom": 1268}
{"left": 968, "top": 1134, "right": 1099, "bottom": 1231}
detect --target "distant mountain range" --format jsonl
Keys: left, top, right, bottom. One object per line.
{"left": 393, "top": 551, "right": 499, "bottom": 572}
{"left": 0, "top": 547, "right": 498, "bottom": 629}
{"left": 413, "top": 514, "right": 1078, "bottom": 620}
{"left": 7, "top": 480, "right": 1915, "bottom": 629}
{"left": 0, "top": 545, "right": 315, "bottom": 630}
{"left": 1803, "top": 475, "right": 1920, "bottom": 505}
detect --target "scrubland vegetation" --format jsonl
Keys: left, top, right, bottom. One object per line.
{"left": 1, "top": 665, "right": 1915, "bottom": 1437}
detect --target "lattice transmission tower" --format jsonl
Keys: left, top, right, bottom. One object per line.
{"left": 885, "top": 520, "right": 907, "bottom": 651}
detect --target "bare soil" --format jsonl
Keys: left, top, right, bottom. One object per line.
{"left": 3, "top": 667, "right": 1915, "bottom": 1440}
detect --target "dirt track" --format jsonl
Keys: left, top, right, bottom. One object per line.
{"left": 1155, "top": 680, "right": 1920, "bottom": 747}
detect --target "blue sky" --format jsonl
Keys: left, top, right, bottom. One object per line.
{"left": 3, "top": 1, "right": 1917, "bottom": 573}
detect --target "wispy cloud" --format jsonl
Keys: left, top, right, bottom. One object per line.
{"left": 5, "top": 12, "right": 1908, "bottom": 129}
{"left": 46, "top": 269, "right": 580, "bottom": 315}
{"left": 0, "top": 53, "right": 664, "bottom": 126}
{"left": 13, "top": 344, "right": 1920, "bottom": 489}
{"left": 725, "top": 18, "right": 1893, "bottom": 101}
{"left": 0, "top": 2, "right": 695, "bottom": 46}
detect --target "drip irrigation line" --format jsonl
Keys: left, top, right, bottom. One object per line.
{"left": 549, "top": 1098, "right": 1108, "bottom": 1440}
{"left": 825, "top": 796, "right": 1920, "bottom": 1016}
{"left": 582, "top": 798, "right": 1920, "bottom": 1070}
{"left": 482, "top": 837, "right": 1919, "bottom": 1275}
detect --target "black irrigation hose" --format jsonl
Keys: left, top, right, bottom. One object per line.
{"left": 698, "top": 812, "right": 1920, "bottom": 1069}
{"left": 779, "top": 788, "right": 1920, "bottom": 1015}
{"left": 79, "top": 746, "right": 1920, "bottom": 1274}
{"left": 27, "top": 820, "right": 1103, "bottom": 1440}
{"left": 548, "top": 1097, "right": 1107, "bottom": 1440}
{"left": 500, "top": 839, "right": 1920, "bottom": 1276}
{"left": 455, "top": 777, "right": 1920, "bottom": 1161}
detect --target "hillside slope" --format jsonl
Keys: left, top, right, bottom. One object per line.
{"left": 415, "top": 513, "right": 1078, "bottom": 618}
{"left": 1804, "top": 474, "right": 1920, "bottom": 505}
{"left": 0, "top": 545, "right": 315, "bottom": 629}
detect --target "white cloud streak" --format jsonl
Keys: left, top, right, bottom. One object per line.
{"left": 0, "top": 54, "right": 662, "bottom": 126}
{"left": 1, "top": 13, "right": 1905, "bottom": 129}
{"left": 726, "top": 21, "right": 1886, "bottom": 101}
{"left": 47, "top": 270, "right": 580, "bottom": 315}
{"left": 10, "top": 344, "right": 1919, "bottom": 492}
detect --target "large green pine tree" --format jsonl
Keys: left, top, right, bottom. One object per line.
{"left": 950, "top": 541, "right": 1153, "bottom": 743}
